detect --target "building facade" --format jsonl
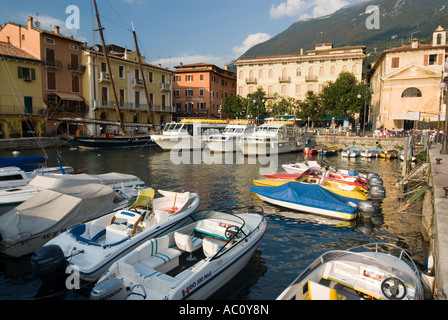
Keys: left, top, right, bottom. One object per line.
{"left": 79, "top": 45, "right": 174, "bottom": 136}
{"left": 370, "top": 26, "right": 448, "bottom": 131}
{"left": 172, "top": 63, "right": 236, "bottom": 120}
{"left": 0, "top": 16, "right": 85, "bottom": 135}
{"left": 234, "top": 44, "right": 366, "bottom": 107}
{"left": 0, "top": 40, "right": 44, "bottom": 138}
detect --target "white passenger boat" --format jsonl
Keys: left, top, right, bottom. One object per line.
{"left": 151, "top": 119, "right": 228, "bottom": 151}
{"left": 31, "top": 189, "right": 200, "bottom": 282}
{"left": 205, "top": 120, "right": 255, "bottom": 153}
{"left": 0, "top": 183, "right": 134, "bottom": 257}
{"left": 276, "top": 243, "right": 426, "bottom": 300}
{"left": 0, "top": 172, "right": 144, "bottom": 215}
{"left": 90, "top": 208, "right": 267, "bottom": 300}
{"left": 236, "top": 120, "right": 315, "bottom": 155}
{"left": 361, "top": 147, "right": 382, "bottom": 158}
{"left": 341, "top": 146, "right": 362, "bottom": 158}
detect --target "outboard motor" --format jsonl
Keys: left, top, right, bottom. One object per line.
{"left": 366, "top": 172, "right": 379, "bottom": 180}
{"left": 369, "top": 185, "right": 386, "bottom": 200}
{"left": 31, "top": 245, "right": 68, "bottom": 282}
{"left": 368, "top": 176, "right": 383, "bottom": 187}
{"left": 91, "top": 279, "right": 128, "bottom": 300}
{"left": 357, "top": 200, "right": 376, "bottom": 215}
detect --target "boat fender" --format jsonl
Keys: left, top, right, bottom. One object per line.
{"left": 30, "top": 245, "right": 69, "bottom": 282}
{"left": 91, "top": 279, "right": 128, "bottom": 300}
{"left": 369, "top": 185, "right": 386, "bottom": 200}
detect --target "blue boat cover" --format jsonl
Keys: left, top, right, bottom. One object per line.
{"left": 0, "top": 156, "right": 46, "bottom": 171}
{"left": 250, "top": 182, "right": 358, "bottom": 215}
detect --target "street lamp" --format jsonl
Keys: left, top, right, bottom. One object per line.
{"left": 437, "top": 80, "right": 445, "bottom": 143}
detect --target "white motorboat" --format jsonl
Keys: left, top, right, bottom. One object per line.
{"left": 0, "top": 183, "right": 134, "bottom": 257}
{"left": 341, "top": 146, "right": 362, "bottom": 158}
{"left": 0, "top": 172, "right": 144, "bottom": 215}
{"left": 282, "top": 161, "right": 367, "bottom": 180}
{"left": 276, "top": 243, "right": 427, "bottom": 300}
{"left": 90, "top": 208, "right": 267, "bottom": 300}
{"left": 205, "top": 121, "right": 255, "bottom": 153}
{"left": 31, "top": 189, "right": 200, "bottom": 282}
{"left": 236, "top": 120, "right": 315, "bottom": 155}
{"left": 151, "top": 119, "right": 228, "bottom": 151}
{"left": 361, "top": 147, "right": 382, "bottom": 158}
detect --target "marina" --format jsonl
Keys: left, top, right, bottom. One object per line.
{"left": 0, "top": 142, "right": 430, "bottom": 300}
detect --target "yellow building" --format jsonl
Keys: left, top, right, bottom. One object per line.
{"left": 0, "top": 40, "right": 45, "bottom": 138}
{"left": 234, "top": 43, "right": 366, "bottom": 106}
{"left": 370, "top": 26, "right": 448, "bottom": 131}
{"left": 78, "top": 44, "right": 174, "bottom": 136}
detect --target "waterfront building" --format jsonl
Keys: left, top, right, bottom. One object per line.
{"left": 0, "top": 40, "right": 44, "bottom": 138}
{"left": 233, "top": 43, "right": 366, "bottom": 108}
{"left": 172, "top": 63, "right": 236, "bottom": 120}
{"left": 0, "top": 16, "right": 85, "bottom": 135}
{"left": 80, "top": 44, "right": 174, "bottom": 136}
{"left": 370, "top": 26, "right": 448, "bottom": 131}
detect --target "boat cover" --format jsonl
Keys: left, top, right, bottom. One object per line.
{"left": 28, "top": 172, "right": 142, "bottom": 189}
{"left": 0, "top": 184, "right": 116, "bottom": 245}
{"left": 0, "top": 156, "right": 45, "bottom": 171}
{"left": 250, "top": 182, "right": 358, "bottom": 215}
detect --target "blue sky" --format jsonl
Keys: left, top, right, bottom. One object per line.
{"left": 0, "top": 0, "right": 364, "bottom": 69}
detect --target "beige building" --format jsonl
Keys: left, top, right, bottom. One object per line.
{"left": 234, "top": 43, "right": 366, "bottom": 106}
{"left": 80, "top": 44, "right": 174, "bottom": 136}
{"left": 370, "top": 26, "right": 448, "bottom": 131}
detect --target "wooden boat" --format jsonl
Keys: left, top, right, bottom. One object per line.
{"left": 276, "top": 243, "right": 427, "bottom": 300}
{"left": 380, "top": 150, "right": 399, "bottom": 159}
{"left": 318, "top": 145, "right": 339, "bottom": 156}
{"left": 304, "top": 144, "right": 326, "bottom": 155}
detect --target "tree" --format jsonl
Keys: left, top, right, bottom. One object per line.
{"left": 221, "top": 95, "right": 246, "bottom": 119}
{"left": 270, "top": 93, "right": 297, "bottom": 117}
{"left": 297, "top": 91, "right": 325, "bottom": 123}
{"left": 320, "top": 72, "right": 366, "bottom": 119}
{"left": 246, "top": 88, "right": 267, "bottom": 122}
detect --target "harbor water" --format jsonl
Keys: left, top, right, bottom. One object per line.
{"left": 0, "top": 146, "right": 427, "bottom": 300}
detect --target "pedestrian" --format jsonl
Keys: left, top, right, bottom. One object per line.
{"left": 356, "top": 123, "right": 360, "bottom": 136}
{"left": 338, "top": 124, "right": 342, "bottom": 135}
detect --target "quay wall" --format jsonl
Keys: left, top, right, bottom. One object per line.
{"left": 0, "top": 137, "right": 70, "bottom": 151}
{"left": 314, "top": 134, "right": 405, "bottom": 150}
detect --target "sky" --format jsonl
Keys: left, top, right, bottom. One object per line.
{"left": 0, "top": 0, "right": 365, "bottom": 70}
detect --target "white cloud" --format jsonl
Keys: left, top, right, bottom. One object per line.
{"left": 270, "top": 0, "right": 350, "bottom": 20}
{"left": 232, "top": 33, "right": 272, "bottom": 57}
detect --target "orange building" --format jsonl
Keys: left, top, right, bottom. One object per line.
{"left": 0, "top": 16, "right": 85, "bottom": 135}
{"left": 173, "top": 63, "right": 236, "bottom": 120}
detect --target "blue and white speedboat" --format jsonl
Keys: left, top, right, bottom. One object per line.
{"left": 31, "top": 189, "right": 200, "bottom": 282}
{"left": 90, "top": 208, "right": 267, "bottom": 300}
{"left": 341, "top": 146, "right": 362, "bottom": 158}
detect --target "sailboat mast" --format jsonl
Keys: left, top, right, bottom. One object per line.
{"left": 132, "top": 25, "right": 158, "bottom": 127}
{"left": 92, "top": 0, "right": 125, "bottom": 134}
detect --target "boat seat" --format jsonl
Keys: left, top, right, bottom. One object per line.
{"left": 134, "top": 236, "right": 182, "bottom": 273}
{"left": 174, "top": 232, "right": 202, "bottom": 261}
{"left": 202, "top": 236, "right": 226, "bottom": 258}
{"left": 306, "top": 280, "right": 346, "bottom": 300}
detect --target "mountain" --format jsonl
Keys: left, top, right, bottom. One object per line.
{"left": 239, "top": 0, "right": 448, "bottom": 66}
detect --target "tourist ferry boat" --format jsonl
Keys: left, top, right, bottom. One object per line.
{"left": 236, "top": 120, "right": 315, "bottom": 156}
{"left": 205, "top": 120, "right": 255, "bottom": 153}
{"left": 151, "top": 119, "right": 228, "bottom": 151}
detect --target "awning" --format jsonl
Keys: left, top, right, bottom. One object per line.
{"left": 55, "top": 92, "right": 84, "bottom": 102}
{"left": 429, "top": 113, "right": 446, "bottom": 121}
{"left": 390, "top": 111, "right": 420, "bottom": 121}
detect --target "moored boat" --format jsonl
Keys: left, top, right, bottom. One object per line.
{"left": 304, "top": 144, "right": 326, "bottom": 155}
{"left": 380, "top": 149, "right": 399, "bottom": 159}
{"left": 318, "top": 145, "right": 339, "bottom": 156}
{"left": 361, "top": 146, "right": 382, "bottom": 158}
{"left": 205, "top": 120, "right": 255, "bottom": 153}
{"left": 31, "top": 189, "right": 200, "bottom": 282}
{"left": 341, "top": 146, "right": 361, "bottom": 158}
{"left": 90, "top": 208, "right": 267, "bottom": 300}
{"left": 276, "top": 243, "right": 427, "bottom": 300}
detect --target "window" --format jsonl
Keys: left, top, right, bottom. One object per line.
{"left": 174, "top": 76, "right": 181, "bottom": 82}
{"left": 148, "top": 72, "right": 153, "bottom": 83}
{"left": 119, "top": 89, "right": 125, "bottom": 107}
{"left": 69, "top": 44, "right": 78, "bottom": 51}
{"left": 45, "top": 37, "right": 55, "bottom": 45}
{"left": 174, "top": 89, "right": 180, "bottom": 97}
{"left": 71, "top": 75, "right": 80, "bottom": 93}
{"left": 429, "top": 54, "right": 438, "bottom": 65}
{"left": 199, "top": 88, "right": 204, "bottom": 96}
{"left": 391, "top": 57, "right": 400, "bottom": 68}
{"left": 200, "top": 74, "right": 204, "bottom": 81}
{"left": 47, "top": 72, "right": 56, "bottom": 90}
{"left": 186, "top": 75, "right": 193, "bottom": 81}
{"left": 24, "top": 96, "right": 33, "bottom": 114}
{"left": 119, "top": 66, "right": 125, "bottom": 79}
{"left": 17, "top": 67, "right": 36, "bottom": 80}
{"left": 186, "top": 89, "right": 193, "bottom": 97}
{"left": 402, "top": 87, "right": 422, "bottom": 97}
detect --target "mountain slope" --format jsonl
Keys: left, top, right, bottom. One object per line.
{"left": 240, "top": 0, "right": 448, "bottom": 61}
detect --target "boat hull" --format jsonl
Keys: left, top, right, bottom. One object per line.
{"left": 62, "top": 135, "right": 155, "bottom": 150}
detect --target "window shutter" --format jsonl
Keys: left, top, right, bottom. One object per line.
{"left": 423, "top": 55, "right": 429, "bottom": 66}
{"left": 18, "top": 67, "right": 23, "bottom": 79}
{"left": 439, "top": 53, "right": 444, "bottom": 65}
{"left": 31, "top": 68, "right": 36, "bottom": 80}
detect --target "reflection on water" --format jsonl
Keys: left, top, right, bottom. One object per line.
{"left": 0, "top": 147, "right": 426, "bottom": 300}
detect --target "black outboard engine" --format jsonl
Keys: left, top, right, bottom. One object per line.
{"left": 357, "top": 200, "right": 376, "bottom": 215}
{"left": 366, "top": 172, "right": 379, "bottom": 180}
{"left": 369, "top": 185, "right": 386, "bottom": 200}
{"left": 91, "top": 279, "right": 128, "bottom": 300}
{"left": 368, "top": 176, "right": 383, "bottom": 187}
{"left": 31, "top": 245, "right": 68, "bottom": 282}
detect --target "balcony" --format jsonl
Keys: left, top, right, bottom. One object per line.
{"left": 99, "top": 72, "right": 111, "bottom": 82}
{"left": 245, "top": 78, "right": 257, "bottom": 84}
{"left": 305, "top": 75, "right": 318, "bottom": 82}
{"left": 43, "top": 59, "right": 62, "bottom": 69}
{"left": 68, "top": 64, "right": 86, "bottom": 73}
{"left": 132, "top": 78, "right": 143, "bottom": 87}
{"left": 160, "top": 83, "right": 171, "bottom": 91}
{"left": 278, "top": 76, "right": 291, "bottom": 83}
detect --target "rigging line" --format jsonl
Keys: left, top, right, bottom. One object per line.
{"left": 105, "top": 0, "right": 134, "bottom": 32}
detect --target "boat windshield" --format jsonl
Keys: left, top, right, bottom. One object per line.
{"left": 164, "top": 123, "right": 182, "bottom": 132}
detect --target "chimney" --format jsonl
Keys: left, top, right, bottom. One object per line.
{"left": 411, "top": 38, "right": 419, "bottom": 49}
{"left": 27, "top": 16, "right": 33, "bottom": 29}
{"left": 54, "top": 25, "right": 60, "bottom": 34}
{"left": 6, "top": 36, "right": 10, "bottom": 44}
{"left": 300, "top": 48, "right": 304, "bottom": 55}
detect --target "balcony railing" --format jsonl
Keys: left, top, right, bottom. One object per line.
{"left": 68, "top": 64, "right": 86, "bottom": 73}
{"left": 160, "top": 83, "right": 171, "bottom": 91}
{"left": 279, "top": 76, "right": 291, "bottom": 83}
{"left": 246, "top": 78, "right": 257, "bottom": 84}
{"left": 132, "top": 78, "right": 143, "bottom": 86}
{"left": 43, "top": 59, "right": 62, "bottom": 69}
{"left": 99, "top": 72, "right": 110, "bottom": 82}
{"left": 305, "top": 75, "right": 318, "bottom": 82}
{"left": 0, "top": 105, "right": 46, "bottom": 116}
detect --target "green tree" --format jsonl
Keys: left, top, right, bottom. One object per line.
{"left": 221, "top": 95, "right": 246, "bottom": 119}
{"left": 297, "top": 91, "right": 325, "bottom": 123}
{"left": 246, "top": 88, "right": 267, "bottom": 122}
{"left": 320, "top": 72, "right": 366, "bottom": 119}
{"left": 270, "top": 93, "right": 297, "bottom": 117}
